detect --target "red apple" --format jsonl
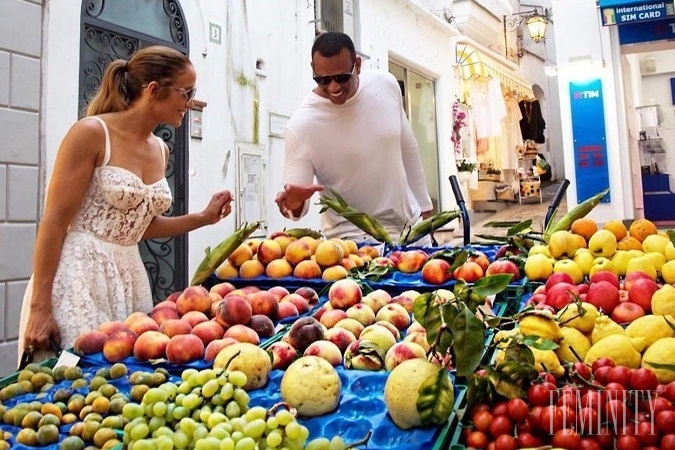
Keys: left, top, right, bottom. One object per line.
{"left": 576, "top": 283, "right": 590, "bottom": 295}
{"left": 545, "top": 272, "right": 575, "bottom": 292}
{"left": 611, "top": 302, "right": 645, "bottom": 324}
{"left": 627, "top": 278, "right": 659, "bottom": 313}
{"left": 623, "top": 271, "right": 653, "bottom": 291}
{"left": 589, "top": 270, "right": 620, "bottom": 289}
{"left": 586, "top": 280, "right": 620, "bottom": 315}
{"left": 545, "top": 282, "right": 579, "bottom": 310}
{"left": 485, "top": 259, "right": 521, "bottom": 283}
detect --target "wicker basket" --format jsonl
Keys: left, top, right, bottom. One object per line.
{"left": 496, "top": 189, "right": 515, "bottom": 201}
{"left": 470, "top": 181, "right": 497, "bottom": 201}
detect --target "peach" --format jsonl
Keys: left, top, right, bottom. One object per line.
{"left": 127, "top": 316, "right": 160, "bottom": 336}
{"left": 340, "top": 257, "right": 357, "bottom": 271}
{"left": 280, "top": 293, "right": 310, "bottom": 315}
{"left": 150, "top": 300, "right": 177, "bottom": 315}
{"left": 73, "top": 330, "right": 108, "bottom": 355}
{"left": 133, "top": 330, "right": 170, "bottom": 361}
{"left": 360, "top": 245, "right": 381, "bottom": 259}
{"left": 372, "top": 257, "right": 395, "bottom": 268}
{"left": 245, "top": 238, "right": 262, "bottom": 254}
{"left": 390, "top": 295, "right": 414, "bottom": 314}
{"left": 303, "top": 341, "right": 343, "bottom": 366}
{"left": 468, "top": 252, "right": 490, "bottom": 273}
{"left": 267, "top": 341, "right": 298, "bottom": 370}
{"left": 191, "top": 321, "right": 225, "bottom": 345}
{"left": 165, "top": 291, "right": 182, "bottom": 303}
{"left": 240, "top": 286, "right": 261, "bottom": 295}
{"left": 266, "top": 258, "right": 293, "bottom": 278}
{"left": 396, "top": 250, "right": 429, "bottom": 273}
{"left": 374, "top": 321, "right": 401, "bottom": 340}
{"left": 328, "top": 278, "right": 362, "bottom": 309}
{"left": 223, "top": 324, "right": 260, "bottom": 345}
{"left": 215, "top": 261, "right": 239, "bottom": 279}
{"left": 421, "top": 259, "right": 452, "bottom": 285}
{"left": 288, "top": 317, "right": 324, "bottom": 351}
{"left": 165, "top": 334, "right": 205, "bottom": 365}
{"left": 312, "top": 306, "right": 327, "bottom": 322}
{"left": 345, "top": 303, "right": 376, "bottom": 326}
{"left": 485, "top": 259, "right": 521, "bottom": 283}
{"left": 181, "top": 310, "right": 210, "bottom": 329}
{"left": 385, "top": 341, "right": 427, "bottom": 371}
{"left": 404, "top": 330, "right": 431, "bottom": 352}
{"left": 257, "top": 239, "right": 283, "bottom": 265}
{"left": 204, "top": 337, "right": 238, "bottom": 362}
{"left": 343, "top": 339, "right": 385, "bottom": 370}
{"left": 159, "top": 319, "right": 193, "bottom": 338}
{"left": 295, "top": 287, "right": 319, "bottom": 305}
{"left": 268, "top": 286, "right": 290, "bottom": 301}
{"left": 453, "top": 261, "right": 484, "bottom": 283}
{"left": 357, "top": 252, "right": 373, "bottom": 263}
{"left": 407, "top": 320, "right": 426, "bottom": 335}
{"left": 210, "top": 298, "right": 224, "bottom": 318}
{"left": 216, "top": 294, "right": 252, "bottom": 326}
{"left": 319, "top": 309, "right": 349, "bottom": 329}
{"left": 124, "top": 311, "right": 151, "bottom": 327}
{"left": 323, "top": 327, "right": 357, "bottom": 353}
{"left": 330, "top": 238, "right": 351, "bottom": 257}
{"left": 293, "top": 260, "right": 323, "bottom": 279}
{"left": 273, "top": 235, "right": 295, "bottom": 254}
{"left": 103, "top": 329, "right": 138, "bottom": 362}
{"left": 277, "top": 302, "right": 300, "bottom": 320}
{"left": 98, "top": 320, "right": 129, "bottom": 336}
{"left": 285, "top": 240, "right": 313, "bottom": 266}
{"left": 248, "top": 314, "right": 275, "bottom": 338}
{"left": 399, "top": 290, "right": 421, "bottom": 303}
{"left": 239, "top": 260, "right": 265, "bottom": 278}
{"left": 375, "top": 303, "right": 411, "bottom": 330}
{"left": 314, "top": 240, "right": 344, "bottom": 268}
{"left": 151, "top": 307, "right": 180, "bottom": 326}
{"left": 248, "top": 291, "right": 279, "bottom": 320}
{"left": 210, "top": 282, "right": 236, "bottom": 298}
{"left": 360, "top": 324, "right": 397, "bottom": 353}
{"left": 176, "top": 286, "right": 212, "bottom": 316}
{"left": 321, "top": 265, "right": 349, "bottom": 281}
{"left": 333, "top": 318, "right": 364, "bottom": 338}
{"left": 227, "top": 243, "right": 253, "bottom": 267}
{"left": 347, "top": 254, "right": 365, "bottom": 269}
{"left": 360, "top": 295, "right": 385, "bottom": 314}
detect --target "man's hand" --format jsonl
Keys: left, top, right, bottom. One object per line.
{"left": 275, "top": 183, "right": 325, "bottom": 218}
{"left": 422, "top": 210, "right": 433, "bottom": 220}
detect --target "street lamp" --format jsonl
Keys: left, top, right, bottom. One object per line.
{"left": 503, "top": 8, "right": 551, "bottom": 57}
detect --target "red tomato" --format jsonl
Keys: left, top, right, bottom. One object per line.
{"left": 506, "top": 398, "right": 529, "bottom": 423}
{"left": 656, "top": 410, "right": 675, "bottom": 434}
{"left": 528, "top": 383, "right": 556, "bottom": 407}
{"left": 661, "top": 434, "right": 675, "bottom": 449}
{"left": 636, "top": 420, "right": 660, "bottom": 446}
{"left": 592, "top": 357, "right": 616, "bottom": 372}
{"left": 593, "top": 366, "right": 612, "bottom": 385}
{"left": 596, "top": 425, "right": 614, "bottom": 449}
{"left": 470, "top": 403, "right": 490, "bottom": 418}
{"left": 490, "top": 401, "right": 508, "bottom": 416}
{"left": 605, "top": 399, "right": 629, "bottom": 429}
{"left": 572, "top": 361, "right": 592, "bottom": 380}
{"left": 577, "top": 406, "right": 601, "bottom": 434}
{"left": 493, "top": 434, "right": 517, "bottom": 450}
{"left": 552, "top": 428, "right": 581, "bottom": 449}
{"left": 616, "top": 435, "right": 641, "bottom": 450}
{"left": 488, "top": 415, "right": 513, "bottom": 438}
{"left": 465, "top": 430, "right": 489, "bottom": 449}
{"left": 665, "top": 381, "right": 675, "bottom": 402}
{"left": 579, "top": 437, "right": 602, "bottom": 450}
{"left": 607, "top": 366, "right": 633, "bottom": 388}
{"left": 581, "top": 390, "right": 603, "bottom": 410}
{"left": 516, "top": 432, "right": 543, "bottom": 448}
{"left": 630, "top": 368, "right": 659, "bottom": 392}
{"left": 603, "top": 382, "right": 627, "bottom": 402}
{"left": 540, "top": 405, "right": 566, "bottom": 434}
{"left": 472, "top": 410, "right": 492, "bottom": 432}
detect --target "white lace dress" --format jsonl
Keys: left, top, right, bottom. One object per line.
{"left": 18, "top": 116, "right": 172, "bottom": 362}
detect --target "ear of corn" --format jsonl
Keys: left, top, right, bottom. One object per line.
{"left": 317, "top": 190, "right": 393, "bottom": 244}
{"left": 190, "top": 222, "right": 261, "bottom": 286}
{"left": 398, "top": 210, "right": 460, "bottom": 246}
{"left": 283, "top": 227, "right": 323, "bottom": 239}
{"left": 544, "top": 187, "right": 609, "bottom": 239}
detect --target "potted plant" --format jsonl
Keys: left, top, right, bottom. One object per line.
{"left": 456, "top": 158, "right": 477, "bottom": 183}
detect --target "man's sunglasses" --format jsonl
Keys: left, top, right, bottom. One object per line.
{"left": 313, "top": 62, "right": 355, "bottom": 86}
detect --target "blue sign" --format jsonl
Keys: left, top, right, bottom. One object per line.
{"left": 569, "top": 79, "right": 611, "bottom": 204}
{"left": 618, "top": 17, "right": 675, "bottom": 43}
{"left": 601, "top": 1, "right": 674, "bottom": 26}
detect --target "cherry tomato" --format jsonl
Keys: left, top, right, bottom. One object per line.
{"left": 592, "top": 357, "right": 616, "bottom": 372}
{"left": 656, "top": 410, "right": 675, "bottom": 434}
{"left": 465, "top": 430, "right": 489, "bottom": 449}
{"left": 607, "top": 366, "right": 633, "bottom": 388}
{"left": 552, "top": 428, "right": 581, "bottom": 449}
{"left": 577, "top": 406, "right": 600, "bottom": 434}
{"left": 516, "top": 432, "right": 543, "bottom": 448}
{"left": 540, "top": 405, "right": 566, "bottom": 434}
{"left": 579, "top": 437, "right": 602, "bottom": 450}
{"left": 636, "top": 420, "right": 660, "bottom": 446}
{"left": 616, "top": 435, "right": 641, "bottom": 450}
{"left": 603, "top": 382, "right": 627, "bottom": 402}
{"left": 596, "top": 425, "right": 614, "bottom": 449}
{"left": 605, "top": 399, "right": 629, "bottom": 429}
{"left": 490, "top": 401, "right": 508, "bottom": 416}
{"left": 630, "top": 368, "right": 659, "bottom": 392}
{"left": 493, "top": 434, "right": 517, "bottom": 450}
{"left": 665, "top": 381, "right": 675, "bottom": 402}
{"left": 661, "top": 433, "right": 675, "bottom": 449}
{"left": 528, "top": 383, "right": 556, "bottom": 407}
{"left": 572, "top": 361, "right": 592, "bottom": 381}
{"left": 472, "top": 410, "right": 492, "bottom": 432}
{"left": 557, "top": 390, "right": 579, "bottom": 411}
{"left": 488, "top": 415, "right": 513, "bottom": 438}
{"left": 593, "top": 366, "right": 612, "bottom": 385}
{"left": 516, "top": 416, "right": 534, "bottom": 434}
{"left": 617, "top": 421, "right": 637, "bottom": 437}
{"left": 470, "top": 403, "right": 490, "bottom": 418}
{"left": 539, "top": 372, "right": 556, "bottom": 384}
{"left": 645, "top": 396, "right": 674, "bottom": 416}
{"left": 581, "top": 390, "right": 603, "bottom": 410}
{"left": 506, "top": 398, "right": 529, "bottom": 423}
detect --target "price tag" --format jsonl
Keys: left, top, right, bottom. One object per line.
{"left": 53, "top": 350, "right": 80, "bottom": 369}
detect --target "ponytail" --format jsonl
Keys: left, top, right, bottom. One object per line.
{"left": 86, "top": 60, "right": 129, "bottom": 116}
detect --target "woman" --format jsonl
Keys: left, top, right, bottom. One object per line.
{"left": 18, "top": 46, "right": 232, "bottom": 362}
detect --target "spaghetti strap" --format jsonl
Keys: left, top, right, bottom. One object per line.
{"left": 88, "top": 116, "right": 112, "bottom": 167}
{"left": 154, "top": 135, "right": 167, "bottom": 167}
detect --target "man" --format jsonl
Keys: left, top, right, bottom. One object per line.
{"left": 275, "top": 32, "right": 432, "bottom": 243}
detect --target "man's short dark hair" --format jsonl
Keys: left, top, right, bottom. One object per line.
{"left": 312, "top": 32, "right": 356, "bottom": 61}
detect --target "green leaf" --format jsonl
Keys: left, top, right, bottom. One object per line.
{"left": 471, "top": 274, "right": 512, "bottom": 297}
{"left": 644, "top": 362, "right": 675, "bottom": 372}
{"left": 466, "top": 372, "right": 491, "bottom": 410}
{"left": 668, "top": 230, "right": 675, "bottom": 246}
{"left": 474, "top": 234, "right": 510, "bottom": 243}
{"left": 520, "top": 335, "right": 560, "bottom": 351}
{"left": 483, "top": 221, "right": 523, "bottom": 228}
{"left": 488, "top": 370, "right": 527, "bottom": 399}
{"left": 417, "top": 368, "right": 455, "bottom": 427}
{"left": 413, "top": 293, "right": 442, "bottom": 346}
{"left": 452, "top": 306, "right": 486, "bottom": 376}
{"left": 507, "top": 220, "right": 533, "bottom": 236}
{"left": 449, "top": 250, "right": 469, "bottom": 273}
{"left": 503, "top": 343, "right": 535, "bottom": 366}
{"left": 664, "top": 315, "right": 675, "bottom": 333}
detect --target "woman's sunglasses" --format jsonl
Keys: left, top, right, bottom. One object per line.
{"left": 313, "top": 62, "right": 355, "bottom": 86}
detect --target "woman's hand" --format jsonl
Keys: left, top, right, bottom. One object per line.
{"left": 23, "top": 300, "right": 61, "bottom": 354}
{"left": 201, "top": 190, "right": 233, "bottom": 225}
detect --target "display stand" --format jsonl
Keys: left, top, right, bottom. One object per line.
{"left": 517, "top": 156, "right": 542, "bottom": 204}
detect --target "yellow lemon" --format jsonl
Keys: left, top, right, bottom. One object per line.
{"left": 591, "top": 314, "right": 624, "bottom": 344}
{"left": 556, "top": 327, "right": 591, "bottom": 364}
{"left": 585, "top": 334, "right": 642, "bottom": 369}
{"left": 642, "top": 234, "right": 671, "bottom": 255}
{"left": 665, "top": 241, "right": 675, "bottom": 261}
{"left": 524, "top": 253, "right": 554, "bottom": 281}
{"left": 652, "top": 285, "right": 675, "bottom": 316}
{"left": 641, "top": 337, "right": 675, "bottom": 383}
{"left": 625, "top": 314, "right": 675, "bottom": 349}
{"left": 557, "top": 302, "right": 599, "bottom": 334}
{"left": 531, "top": 347, "right": 565, "bottom": 378}
{"left": 518, "top": 312, "right": 563, "bottom": 342}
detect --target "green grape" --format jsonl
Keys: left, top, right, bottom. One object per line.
{"left": 196, "top": 436, "right": 221, "bottom": 450}
{"left": 234, "top": 436, "right": 256, "bottom": 450}
{"left": 207, "top": 412, "right": 228, "bottom": 430}
{"left": 275, "top": 410, "right": 294, "bottom": 426}
{"left": 230, "top": 417, "right": 246, "bottom": 432}
{"left": 220, "top": 383, "right": 234, "bottom": 401}
{"left": 149, "top": 415, "right": 166, "bottom": 432}
{"left": 210, "top": 394, "right": 225, "bottom": 407}
{"left": 209, "top": 422, "right": 231, "bottom": 440}
{"left": 233, "top": 388, "right": 249, "bottom": 407}
{"left": 225, "top": 401, "right": 240, "bottom": 419}
{"left": 328, "top": 436, "right": 346, "bottom": 450}
{"left": 182, "top": 368, "right": 199, "bottom": 382}
{"left": 132, "top": 438, "right": 156, "bottom": 450}
{"left": 219, "top": 437, "right": 235, "bottom": 450}
{"left": 144, "top": 403, "right": 155, "bottom": 417}
{"left": 123, "top": 403, "right": 145, "bottom": 420}
{"left": 266, "top": 416, "right": 279, "bottom": 430}
{"left": 243, "top": 418, "right": 266, "bottom": 439}
{"left": 191, "top": 386, "right": 203, "bottom": 396}
{"left": 177, "top": 382, "right": 192, "bottom": 395}
{"left": 212, "top": 405, "right": 225, "bottom": 415}
{"left": 217, "top": 372, "right": 228, "bottom": 385}
{"left": 196, "top": 369, "right": 217, "bottom": 385}
{"left": 284, "top": 421, "right": 302, "bottom": 440}
{"left": 266, "top": 430, "right": 283, "bottom": 448}
{"left": 153, "top": 401, "right": 168, "bottom": 417}
{"left": 228, "top": 371, "right": 247, "bottom": 388}
{"left": 298, "top": 425, "right": 309, "bottom": 441}
{"left": 173, "top": 406, "right": 190, "bottom": 420}
{"left": 130, "top": 422, "right": 151, "bottom": 440}
{"left": 160, "top": 382, "right": 178, "bottom": 399}
{"left": 165, "top": 403, "right": 176, "bottom": 422}
{"left": 145, "top": 387, "right": 169, "bottom": 404}
{"left": 283, "top": 437, "right": 306, "bottom": 450}
{"left": 187, "top": 373, "right": 200, "bottom": 388}
{"left": 244, "top": 406, "right": 267, "bottom": 422}
{"left": 179, "top": 417, "right": 198, "bottom": 437}
{"left": 199, "top": 408, "right": 212, "bottom": 423}
{"left": 304, "top": 438, "right": 330, "bottom": 450}
{"left": 183, "top": 393, "right": 202, "bottom": 410}
{"left": 202, "top": 379, "right": 219, "bottom": 398}
{"left": 173, "top": 430, "right": 190, "bottom": 449}
{"left": 192, "top": 409, "right": 203, "bottom": 422}
{"left": 156, "top": 435, "right": 174, "bottom": 450}
{"left": 154, "top": 426, "right": 174, "bottom": 438}
{"left": 175, "top": 393, "right": 186, "bottom": 406}
{"left": 193, "top": 425, "right": 210, "bottom": 443}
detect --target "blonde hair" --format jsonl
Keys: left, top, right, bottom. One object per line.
{"left": 86, "top": 46, "right": 191, "bottom": 116}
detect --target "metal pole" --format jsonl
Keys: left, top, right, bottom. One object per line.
{"left": 449, "top": 175, "right": 471, "bottom": 246}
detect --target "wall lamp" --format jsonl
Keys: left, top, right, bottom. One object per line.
{"left": 503, "top": 8, "right": 552, "bottom": 57}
